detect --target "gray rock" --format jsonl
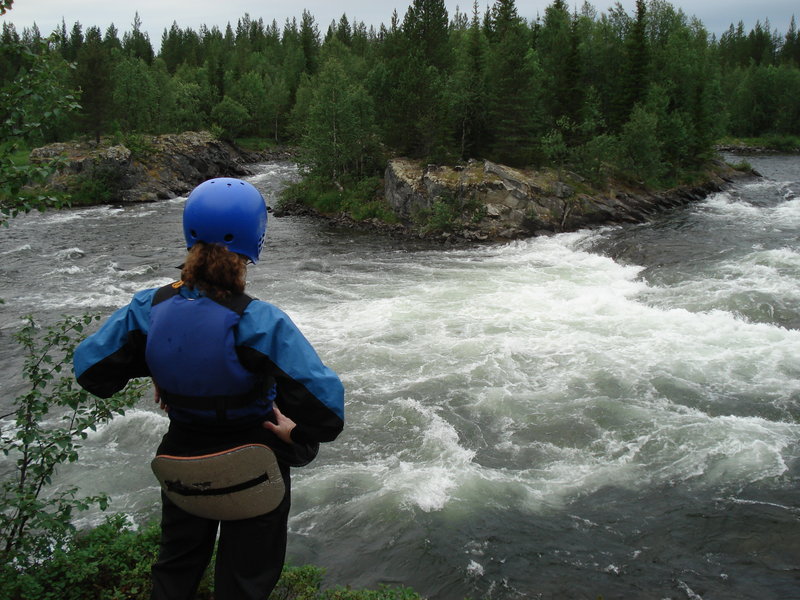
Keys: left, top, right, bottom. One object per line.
{"left": 31, "top": 131, "right": 258, "bottom": 203}
{"left": 383, "top": 157, "right": 755, "bottom": 242}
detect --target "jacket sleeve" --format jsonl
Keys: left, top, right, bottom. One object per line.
{"left": 236, "top": 301, "right": 344, "bottom": 444}
{"left": 73, "top": 288, "right": 158, "bottom": 398}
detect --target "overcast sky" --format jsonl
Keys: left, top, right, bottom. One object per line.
{"left": 2, "top": 0, "right": 797, "bottom": 49}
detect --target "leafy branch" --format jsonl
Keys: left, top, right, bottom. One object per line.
{"left": 0, "top": 36, "right": 80, "bottom": 226}
{"left": 0, "top": 314, "right": 143, "bottom": 565}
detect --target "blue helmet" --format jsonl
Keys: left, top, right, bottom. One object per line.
{"left": 183, "top": 178, "right": 268, "bottom": 263}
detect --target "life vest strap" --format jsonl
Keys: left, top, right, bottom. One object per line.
{"left": 152, "top": 281, "right": 254, "bottom": 315}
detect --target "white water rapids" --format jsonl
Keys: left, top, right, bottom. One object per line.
{"left": 1, "top": 156, "right": 798, "bottom": 598}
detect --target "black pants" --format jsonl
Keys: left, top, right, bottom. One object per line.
{"left": 150, "top": 467, "right": 291, "bottom": 600}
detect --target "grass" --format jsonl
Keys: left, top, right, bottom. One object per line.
{"left": 717, "top": 134, "right": 800, "bottom": 153}
{"left": 0, "top": 514, "right": 425, "bottom": 600}
{"left": 8, "top": 146, "right": 32, "bottom": 166}
{"left": 278, "top": 175, "right": 399, "bottom": 224}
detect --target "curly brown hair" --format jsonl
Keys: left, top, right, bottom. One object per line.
{"left": 180, "top": 242, "right": 247, "bottom": 299}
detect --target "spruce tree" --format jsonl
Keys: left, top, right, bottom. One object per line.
{"left": 74, "top": 26, "right": 113, "bottom": 142}
{"left": 122, "top": 13, "right": 154, "bottom": 64}
{"left": 64, "top": 21, "right": 83, "bottom": 62}
{"left": 104, "top": 24, "right": 122, "bottom": 52}
{"left": 450, "top": 0, "right": 489, "bottom": 159}
{"left": 300, "top": 10, "right": 321, "bottom": 74}
{"left": 160, "top": 22, "right": 184, "bottom": 73}
{"left": 537, "top": 0, "right": 583, "bottom": 130}
{"left": 780, "top": 16, "right": 800, "bottom": 66}
{"left": 621, "top": 0, "right": 649, "bottom": 120}
{"left": 485, "top": 0, "right": 540, "bottom": 165}
{"left": 403, "top": 0, "right": 451, "bottom": 71}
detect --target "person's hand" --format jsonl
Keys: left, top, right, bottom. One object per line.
{"left": 263, "top": 404, "right": 296, "bottom": 444}
{"left": 153, "top": 382, "right": 168, "bottom": 411}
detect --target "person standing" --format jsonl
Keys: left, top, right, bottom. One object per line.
{"left": 73, "top": 177, "right": 345, "bottom": 599}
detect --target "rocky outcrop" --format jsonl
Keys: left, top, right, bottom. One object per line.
{"left": 384, "top": 158, "right": 754, "bottom": 241}
{"left": 30, "top": 131, "right": 262, "bottom": 203}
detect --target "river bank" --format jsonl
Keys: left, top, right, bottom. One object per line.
{"left": 28, "top": 131, "right": 294, "bottom": 204}
{"left": 30, "top": 132, "right": 758, "bottom": 244}
{"left": 277, "top": 156, "right": 757, "bottom": 244}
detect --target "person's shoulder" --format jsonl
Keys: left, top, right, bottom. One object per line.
{"left": 242, "top": 297, "right": 289, "bottom": 319}
{"left": 127, "top": 283, "right": 175, "bottom": 312}
{"left": 132, "top": 284, "right": 169, "bottom": 303}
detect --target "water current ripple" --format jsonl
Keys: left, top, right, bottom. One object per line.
{"left": 1, "top": 157, "right": 798, "bottom": 599}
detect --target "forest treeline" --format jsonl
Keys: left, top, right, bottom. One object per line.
{"left": 2, "top": 0, "right": 800, "bottom": 188}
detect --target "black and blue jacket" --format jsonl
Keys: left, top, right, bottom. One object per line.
{"left": 73, "top": 282, "right": 344, "bottom": 446}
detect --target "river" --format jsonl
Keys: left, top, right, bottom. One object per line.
{"left": 1, "top": 156, "right": 798, "bottom": 599}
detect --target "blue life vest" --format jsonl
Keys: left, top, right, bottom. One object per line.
{"left": 145, "top": 283, "right": 273, "bottom": 425}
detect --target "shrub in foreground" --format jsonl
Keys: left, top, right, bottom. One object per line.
{"left": 0, "top": 514, "right": 423, "bottom": 600}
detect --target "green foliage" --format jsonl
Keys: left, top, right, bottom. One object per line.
{"left": 755, "top": 133, "right": 800, "bottom": 152}
{"left": 0, "top": 36, "right": 79, "bottom": 226}
{"left": 541, "top": 118, "right": 572, "bottom": 178}
{"left": 298, "top": 42, "right": 379, "bottom": 182}
{"left": 0, "top": 514, "right": 421, "bottom": 600}
{"left": 211, "top": 95, "right": 251, "bottom": 141}
{"left": 341, "top": 177, "right": 398, "bottom": 222}
{"left": 727, "top": 158, "right": 753, "bottom": 172}
{"left": 74, "top": 27, "right": 114, "bottom": 142}
{"left": 270, "top": 564, "right": 326, "bottom": 600}
{"left": 3, "top": 1, "right": 800, "bottom": 201}
{"left": 726, "top": 64, "right": 800, "bottom": 136}
{"left": 320, "top": 585, "right": 423, "bottom": 600}
{"left": 278, "top": 176, "right": 397, "bottom": 224}
{"left": 120, "top": 132, "right": 155, "bottom": 161}
{"left": 269, "top": 564, "right": 423, "bottom": 600}
{"left": 0, "top": 515, "right": 160, "bottom": 600}
{"left": 0, "top": 314, "right": 143, "bottom": 566}
{"left": 618, "top": 105, "right": 664, "bottom": 184}
{"left": 67, "top": 166, "right": 123, "bottom": 206}
{"left": 414, "top": 191, "right": 485, "bottom": 234}
{"left": 110, "top": 55, "right": 160, "bottom": 133}
{"left": 569, "top": 134, "right": 620, "bottom": 185}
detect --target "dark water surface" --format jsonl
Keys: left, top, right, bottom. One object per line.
{"left": 1, "top": 157, "right": 798, "bottom": 599}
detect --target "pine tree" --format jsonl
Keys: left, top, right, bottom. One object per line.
{"left": 485, "top": 0, "right": 540, "bottom": 165}
{"left": 780, "top": 16, "right": 800, "bottom": 66}
{"left": 104, "top": 24, "right": 122, "bottom": 52}
{"left": 402, "top": 0, "right": 451, "bottom": 71}
{"left": 620, "top": 0, "right": 649, "bottom": 120}
{"left": 450, "top": 0, "right": 488, "bottom": 158}
{"left": 746, "top": 20, "right": 777, "bottom": 66}
{"left": 74, "top": 26, "right": 113, "bottom": 142}
{"left": 335, "top": 14, "right": 352, "bottom": 47}
{"left": 122, "top": 12, "right": 154, "bottom": 64}
{"left": 537, "top": 0, "right": 582, "bottom": 128}
{"left": 300, "top": 10, "right": 321, "bottom": 74}
{"left": 160, "top": 22, "right": 184, "bottom": 73}
{"left": 63, "top": 21, "right": 83, "bottom": 62}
